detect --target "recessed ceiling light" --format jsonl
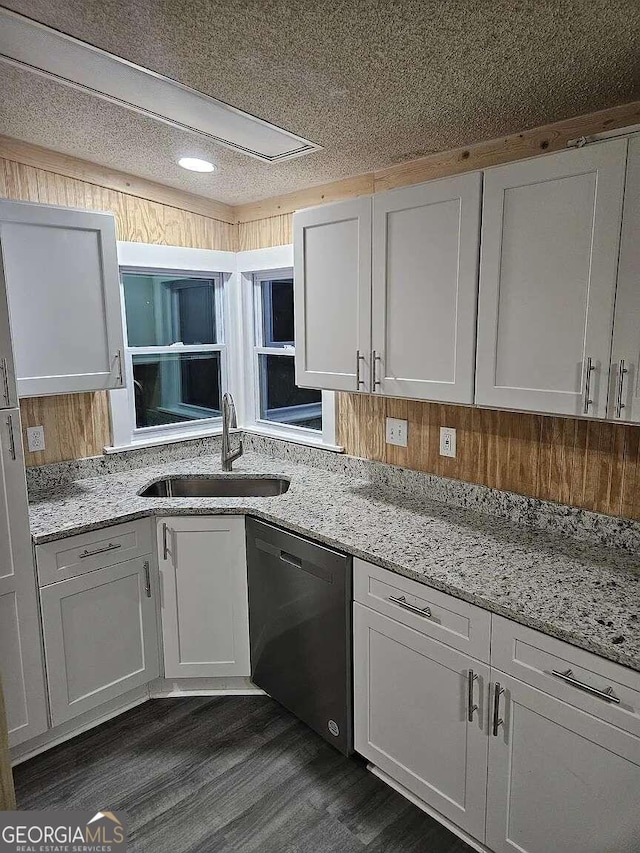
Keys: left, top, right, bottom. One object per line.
{"left": 178, "top": 157, "right": 216, "bottom": 173}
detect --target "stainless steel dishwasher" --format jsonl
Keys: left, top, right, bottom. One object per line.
{"left": 246, "top": 518, "right": 353, "bottom": 755}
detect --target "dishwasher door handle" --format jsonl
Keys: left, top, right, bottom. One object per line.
{"left": 280, "top": 550, "right": 303, "bottom": 568}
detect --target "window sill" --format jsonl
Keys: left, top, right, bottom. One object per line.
{"left": 242, "top": 425, "right": 344, "bottom": 454}
{"left": 104, "top": 427, "right": 222, "bottom": 454}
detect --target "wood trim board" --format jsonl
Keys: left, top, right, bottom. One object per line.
{"left": 236, "top": 100, "right": 640, "bottom": 222}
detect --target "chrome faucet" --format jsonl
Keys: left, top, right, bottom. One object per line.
{"left": 221, "top": 392, "right": 243, "bottom": 471}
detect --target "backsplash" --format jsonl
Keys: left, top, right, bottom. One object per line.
{"left": 336, "top": 394, "right": 640, "bottom": 521}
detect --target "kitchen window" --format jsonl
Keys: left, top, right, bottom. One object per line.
{"left": 109, "top": 242, "right": 339, "bottom": 452}
{"left": 121, "top": 270, "right": 226, "bottom": 432}
{"left": 252, "top": 272, "right": 322, "bottom": 432}
{"left": 237, "top": 255, "right": 338, "bottom": 449}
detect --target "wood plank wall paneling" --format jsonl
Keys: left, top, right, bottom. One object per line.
{"left": 238, "top": 213, "right": 293, "bottom": 251}
{"left": 336, "top": 395, "right": 640, "bottom": 520}
{"left": 0, "top": 156, "right": 237, "bottom": 466}
{"left": 19, "top": 393, "right": 112, "bottom": 469}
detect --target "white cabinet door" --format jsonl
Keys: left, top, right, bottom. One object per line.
{"left": 0, "top": 199, "right": 125, "bottom": 397}
{"left": 158, "top": 516, "right": 250, "bottom": 678}
{"left": 476, "top": 139, "right": 627, "bottom": 417}
{"left": 610, "top": 134, "right": 640, "bottom": 423}
{"left": 486, "top": 672, "right": 640, "bottom": 853}
{"left": 372, "top": 172, "right": 482, "bottom": 403}
{"left": 354, "top": 603, "right": 489, "bottom": 840}
{"left": 40, "top": 557, "right": 159, "bottom": 726}
{"left": 294, "top": 197, "right": 372, "bottom": 392}
{"left": 0, "top": 409, "right": 48, "bottom": 746}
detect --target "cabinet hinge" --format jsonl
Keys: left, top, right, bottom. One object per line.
{"left": 566, "top": 135, "right": 590, "bottom": 149}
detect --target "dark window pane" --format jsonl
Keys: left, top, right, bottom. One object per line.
{"left": 132, "top": 352, "right": 221, "bottom": 428}
{"left": 261, "top": 279, "right": 294, "bottom": 347}
{"left": 259, "top": 354, "right": 321, "bottom": 430}
{"left": 122, "top": 273, "right": 217, "bottom": 347}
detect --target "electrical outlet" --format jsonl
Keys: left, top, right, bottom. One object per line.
{"left": 386, "top": 417, "right": 408, "bottom": 447}
{"left": 439, "top": 426, "right": 456, "bottom": 458}
{"left": 27, "top": 425, "right": 45, "bottom": 452}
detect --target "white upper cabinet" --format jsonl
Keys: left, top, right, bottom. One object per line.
{"left": 476, "top": 139, "right": 627, "bottom": 417}
{"left": 0, "top": 199, "right": 125, "bottom": 397}
{"left": 294, "top": 197, "right": 372, "bottom": 392}
{"left": 371, "top": 172, "right": 482, "bottom": 403}
{"left": 610, "top": 134, "right": 640, "bottom": 423}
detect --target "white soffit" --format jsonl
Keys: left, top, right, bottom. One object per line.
{"left": 0, "top": 8, "right": 322, "bottom": 163}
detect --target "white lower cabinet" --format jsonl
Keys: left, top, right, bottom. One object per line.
{"left": 354, "top": 559, "right": 640, "bottom": 852}
{"left": 486, "top": 672, "right": 640, "bottom": 853}
{"left": 0, "top": 409, "right": 48, "bottom": 747}
{"left": 40, "top": 557, "right": 159, "bottom": 726}
{"left": 354, "top": 602, "right": 489, "bottom": 840}
{"left": 158, "top": 516, "right": 250, "bottom": 678}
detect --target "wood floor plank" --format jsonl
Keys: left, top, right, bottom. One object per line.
{"left": 14, "top": 697, "right": 474, "bottom": 853}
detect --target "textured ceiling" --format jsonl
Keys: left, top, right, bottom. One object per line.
{"left": 0, "top": 0, "right": 639, "bottom": 205}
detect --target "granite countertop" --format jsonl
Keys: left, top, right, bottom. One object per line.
{"left": 28, "top": 450, "right": 640, "bottom": 673}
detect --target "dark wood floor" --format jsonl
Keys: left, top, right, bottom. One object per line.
{"left": 14, "top": 696, "right": 474, "bottom": 853}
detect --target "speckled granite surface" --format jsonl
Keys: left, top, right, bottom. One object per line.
{"left": 28, "top": 443, "right": 640, "bottom": 673}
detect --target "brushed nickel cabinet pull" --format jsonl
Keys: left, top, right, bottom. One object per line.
{"left": 583, "top": 356, "right": 596, "bottom": 414}
{"left": 0, "top": 357, "right": 11, "bottom": 406}
{"left": 467, "top": 670, "right": 479, "bottom": 722}
{"left": 114, "top": 350, "right": 124, "bottom": 386}
{"left": 79, "top": 542, "right": 121, "bottom": 559}
{"left": 492, "top": 682, "right": 505, "bottom": 736}
{"left": 615, "top": 359, "right": 628, "bottom": 419}
{"left": 551, "top": 668, "right": 620, "bottom": 704}
{"left": 356, "top": 350, "right": 365, "bottom": 389}
{"left": 371, "top": 350, "right": 382, "bottom": 390}
{"left": 5, "top": 414, "right": 16, "bottom": 460}
{"left": 388, "top": 594, "right": 432, "bottom": 619}
{"left": 143, "top": 560, "right": 152, "bottom": 598}
{"left": 162, "top": 523, "right": 171, "bottom": 560}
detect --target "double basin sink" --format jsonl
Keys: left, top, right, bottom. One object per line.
{"left": 139, "top": 475, "right": 291, "bottom": 498}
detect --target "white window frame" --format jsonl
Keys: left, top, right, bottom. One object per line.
{"left": 109, "top": 242, "right": 236, "bottom": 450}
{"left": 237, "top": 246, "right": 339, "bottom": 450}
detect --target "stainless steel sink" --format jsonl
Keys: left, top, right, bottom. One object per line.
{"left": 138, "top": 475, "right": 290, "bottom": 498}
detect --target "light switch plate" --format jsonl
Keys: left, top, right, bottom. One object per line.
{"left": 439, "top": 426, "right": 456, "bottom": 458}
{"left": 27, "top": 425, "right": 45, "bottom": 452}
{"left": 386, "top": 417, "right": 408, "bottom": 447}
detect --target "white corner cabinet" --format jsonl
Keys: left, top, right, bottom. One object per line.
{"left": 294, "top": 174, "right": 482, "bottom": 404}
{"left": 353, "top": 558, "right": 640, "bottom": 852}
{"left": 295, "top": 134, "right": 640, "bottom": 422}
{"left": 157, "top": 516, "right": 250, "bottom": 678}
{"left": 0, "top": 199, "right": 125, "bottom": 397}
{"left": 35, "top": 520, "right": 159, "bottom": 727}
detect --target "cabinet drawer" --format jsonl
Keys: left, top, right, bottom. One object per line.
{"left": 492, "top": 614, "right": 640, "bottom": 737}
{"left": 354, "top": 558, "right": 491, "bottom": 662}
{"left": 36, "top": 519, "right": 153, "bottom": 586}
